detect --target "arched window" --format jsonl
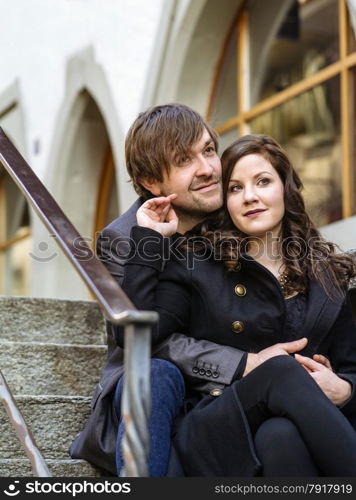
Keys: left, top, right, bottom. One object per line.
{"left": 208, "top": 0, "right": 356, "bottom": 226}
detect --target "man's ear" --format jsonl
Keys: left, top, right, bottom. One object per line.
{"left": 140, "top": 178, "right": 162, "bottom": 197}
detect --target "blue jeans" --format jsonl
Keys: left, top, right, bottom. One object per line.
{"left": 113, "top": 359, "right": 185, "bottom": 477}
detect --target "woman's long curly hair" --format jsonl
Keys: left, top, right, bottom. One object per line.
{"left": 186, "top": 134, "right": 355, "bottom": 300}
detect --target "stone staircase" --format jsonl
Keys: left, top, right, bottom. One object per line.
{"left": 0, "top": 296, "right": 107, "bottom": 477}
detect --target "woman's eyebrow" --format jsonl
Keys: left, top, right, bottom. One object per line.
{"left": 229, "top": 171, "right": 273, "bottom": 183}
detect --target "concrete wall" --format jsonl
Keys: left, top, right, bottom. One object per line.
{"left": 320, "top": 216, "right": 356, "bottom": 252}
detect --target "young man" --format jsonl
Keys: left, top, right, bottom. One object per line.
{"left": 69, "top": 104, "right": 246, "bottom": 476}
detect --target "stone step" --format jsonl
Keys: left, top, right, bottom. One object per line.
{"left": 0, "top": 341, "right": 106, "bottom": 396}
{"left": 0, "top": 395, "right": 92, "bottom": 459}
{"left": 0, "top": 296, "right": 106, "bottom": 345}
{"left": 0, "top": 458, "right": 102, "bottom": 477}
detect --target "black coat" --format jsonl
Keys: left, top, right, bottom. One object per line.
{"left": 115, "top": 226, "right": 356, "bottom": 476}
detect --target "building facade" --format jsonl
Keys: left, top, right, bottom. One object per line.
{"left": 0, "top": 0, "right": 355, "bottom": 300}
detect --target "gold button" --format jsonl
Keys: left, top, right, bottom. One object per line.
{"left": 232, "top": 321, "right": 245, "bottom": 333}
{"left": 234, "top": 284, "right": 247, "bottom": 297}
{"left": 210, "top": 389, "right": 223, "bottom": 397}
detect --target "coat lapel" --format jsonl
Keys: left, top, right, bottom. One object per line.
{"left": 300, "top": 279, "right": 343, "bottom": 356}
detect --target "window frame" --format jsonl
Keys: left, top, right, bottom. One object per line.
{"left": 207, "top": 0, "right": 355, "bottom": 218}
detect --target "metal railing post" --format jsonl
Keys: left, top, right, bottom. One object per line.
{"left": 0, "top": 370, "right": 52, "bottom": 477}
{"left": 121, "top": 323, "right": 151, "bottom": 477}
{"left": 114, "top": 311, "right": 157, "bottom": 477}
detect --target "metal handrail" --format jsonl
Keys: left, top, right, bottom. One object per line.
{"left": 0, "top": 127, "right": 156, "bottom": 477}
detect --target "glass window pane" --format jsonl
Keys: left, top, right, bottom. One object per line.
{"left": 218, "top": 128, "right": 239, "bottom": 156}
{"left": 249, "top": 77, "right": 341, "bottom": 227}
{"left": 251, "top": 0, "right": 339, "bottom": 105}
{"left": 105, "top": 175, "right": 119, "bottom": 226}
{"left": 352, "top": 67, "right": 356, "bottom": 215}
{"left": 0, "top": 171, "right": 31, "bottom": 295}
{"left": 209, "top": 27, "right": 238, "bottom": 127}
{"left": 4, "top": 233, "right": 32, "bottom": 296}
{"left": 348, "top": 0, "right": 356, "bottom": 54}
{"left": 2, "top": 173, "right": 29, "bottom": 239}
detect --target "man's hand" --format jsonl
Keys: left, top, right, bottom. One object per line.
{"left": 243, "top": 337, "right": 308, "bottom": 377}
{"left": 137, "top": 194, "right": 178, "bottom": 236}
{"left": 294, "top": 353, "right": 352, "bottom": 406}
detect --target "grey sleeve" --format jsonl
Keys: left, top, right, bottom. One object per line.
{"left": 152, "top": 333, "right": 245, "bottom": 387}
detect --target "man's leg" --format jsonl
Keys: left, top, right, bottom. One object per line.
{"left": 113, "top": 359, "right": 185, "bottom": 477}
{"left": 254, "top": 417, "right": 319, "bottom": 476}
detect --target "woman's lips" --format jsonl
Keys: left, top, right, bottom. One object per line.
{"left": 244, "top": 209, "right": 267, "bottom": 218}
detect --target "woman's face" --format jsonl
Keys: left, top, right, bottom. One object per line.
{"left": 226, "top": 153, "right": 285, "bottom": 238}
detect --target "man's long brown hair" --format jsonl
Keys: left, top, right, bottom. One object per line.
{"left": 125, "top": 103, "right": 218, "bottom": 198}
{"left": 187, "top": 134, "right": 355, "bottom": 300}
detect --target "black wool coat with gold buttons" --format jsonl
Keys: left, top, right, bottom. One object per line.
{"left": 117, "top": 226, "right": 356, "bottom": 476}
{"left": 118, "top": 226, "right": 356, "bottom": 395}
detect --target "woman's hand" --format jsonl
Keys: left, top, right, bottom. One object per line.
{"left": 312, "top": 353, "right": 332, "bottom": 370}
{"left": 136, "top": 194, "right": 178, "bottom": 237}
{"left": 294, "top": 354, "right": 352, "bottom": 406}
{"left": 243, "top": 337, "right": 308, "bottom": 377}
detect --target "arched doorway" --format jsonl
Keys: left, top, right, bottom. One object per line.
{"left": 47, "top": 90, "right": 119, "bottom": 299}
{"left": 57, "top": 90, "right": 118, "bottom": 242}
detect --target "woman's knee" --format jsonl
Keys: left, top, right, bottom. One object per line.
{"left": 260, "top": 355, "right": 307, "bottom": 382}
{"left": 255, "top": 417, "right": 300, "bottom": 450}
{"left": 254, "top": 417, "right": 318, "bottom": 476}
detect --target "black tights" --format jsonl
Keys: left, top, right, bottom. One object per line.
{"left": 238, "top": 355, "right": 356, "bottom": 477}
{"left": 255, "top": 418, "right": 319, "bottom": 476}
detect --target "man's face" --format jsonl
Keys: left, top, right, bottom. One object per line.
{"left": 145, "top": 128, "right": 222, "bottom": 218}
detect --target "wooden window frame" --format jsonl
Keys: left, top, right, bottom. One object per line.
{"left": 93, "top": 146, "right": 115, "bottom": 243}
{"left": 207, "top": 0, "right": 356, "bottom": 218}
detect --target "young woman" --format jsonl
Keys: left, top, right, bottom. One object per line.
{"left": 116, "top": 134, "right": 356, "bottom": 476}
